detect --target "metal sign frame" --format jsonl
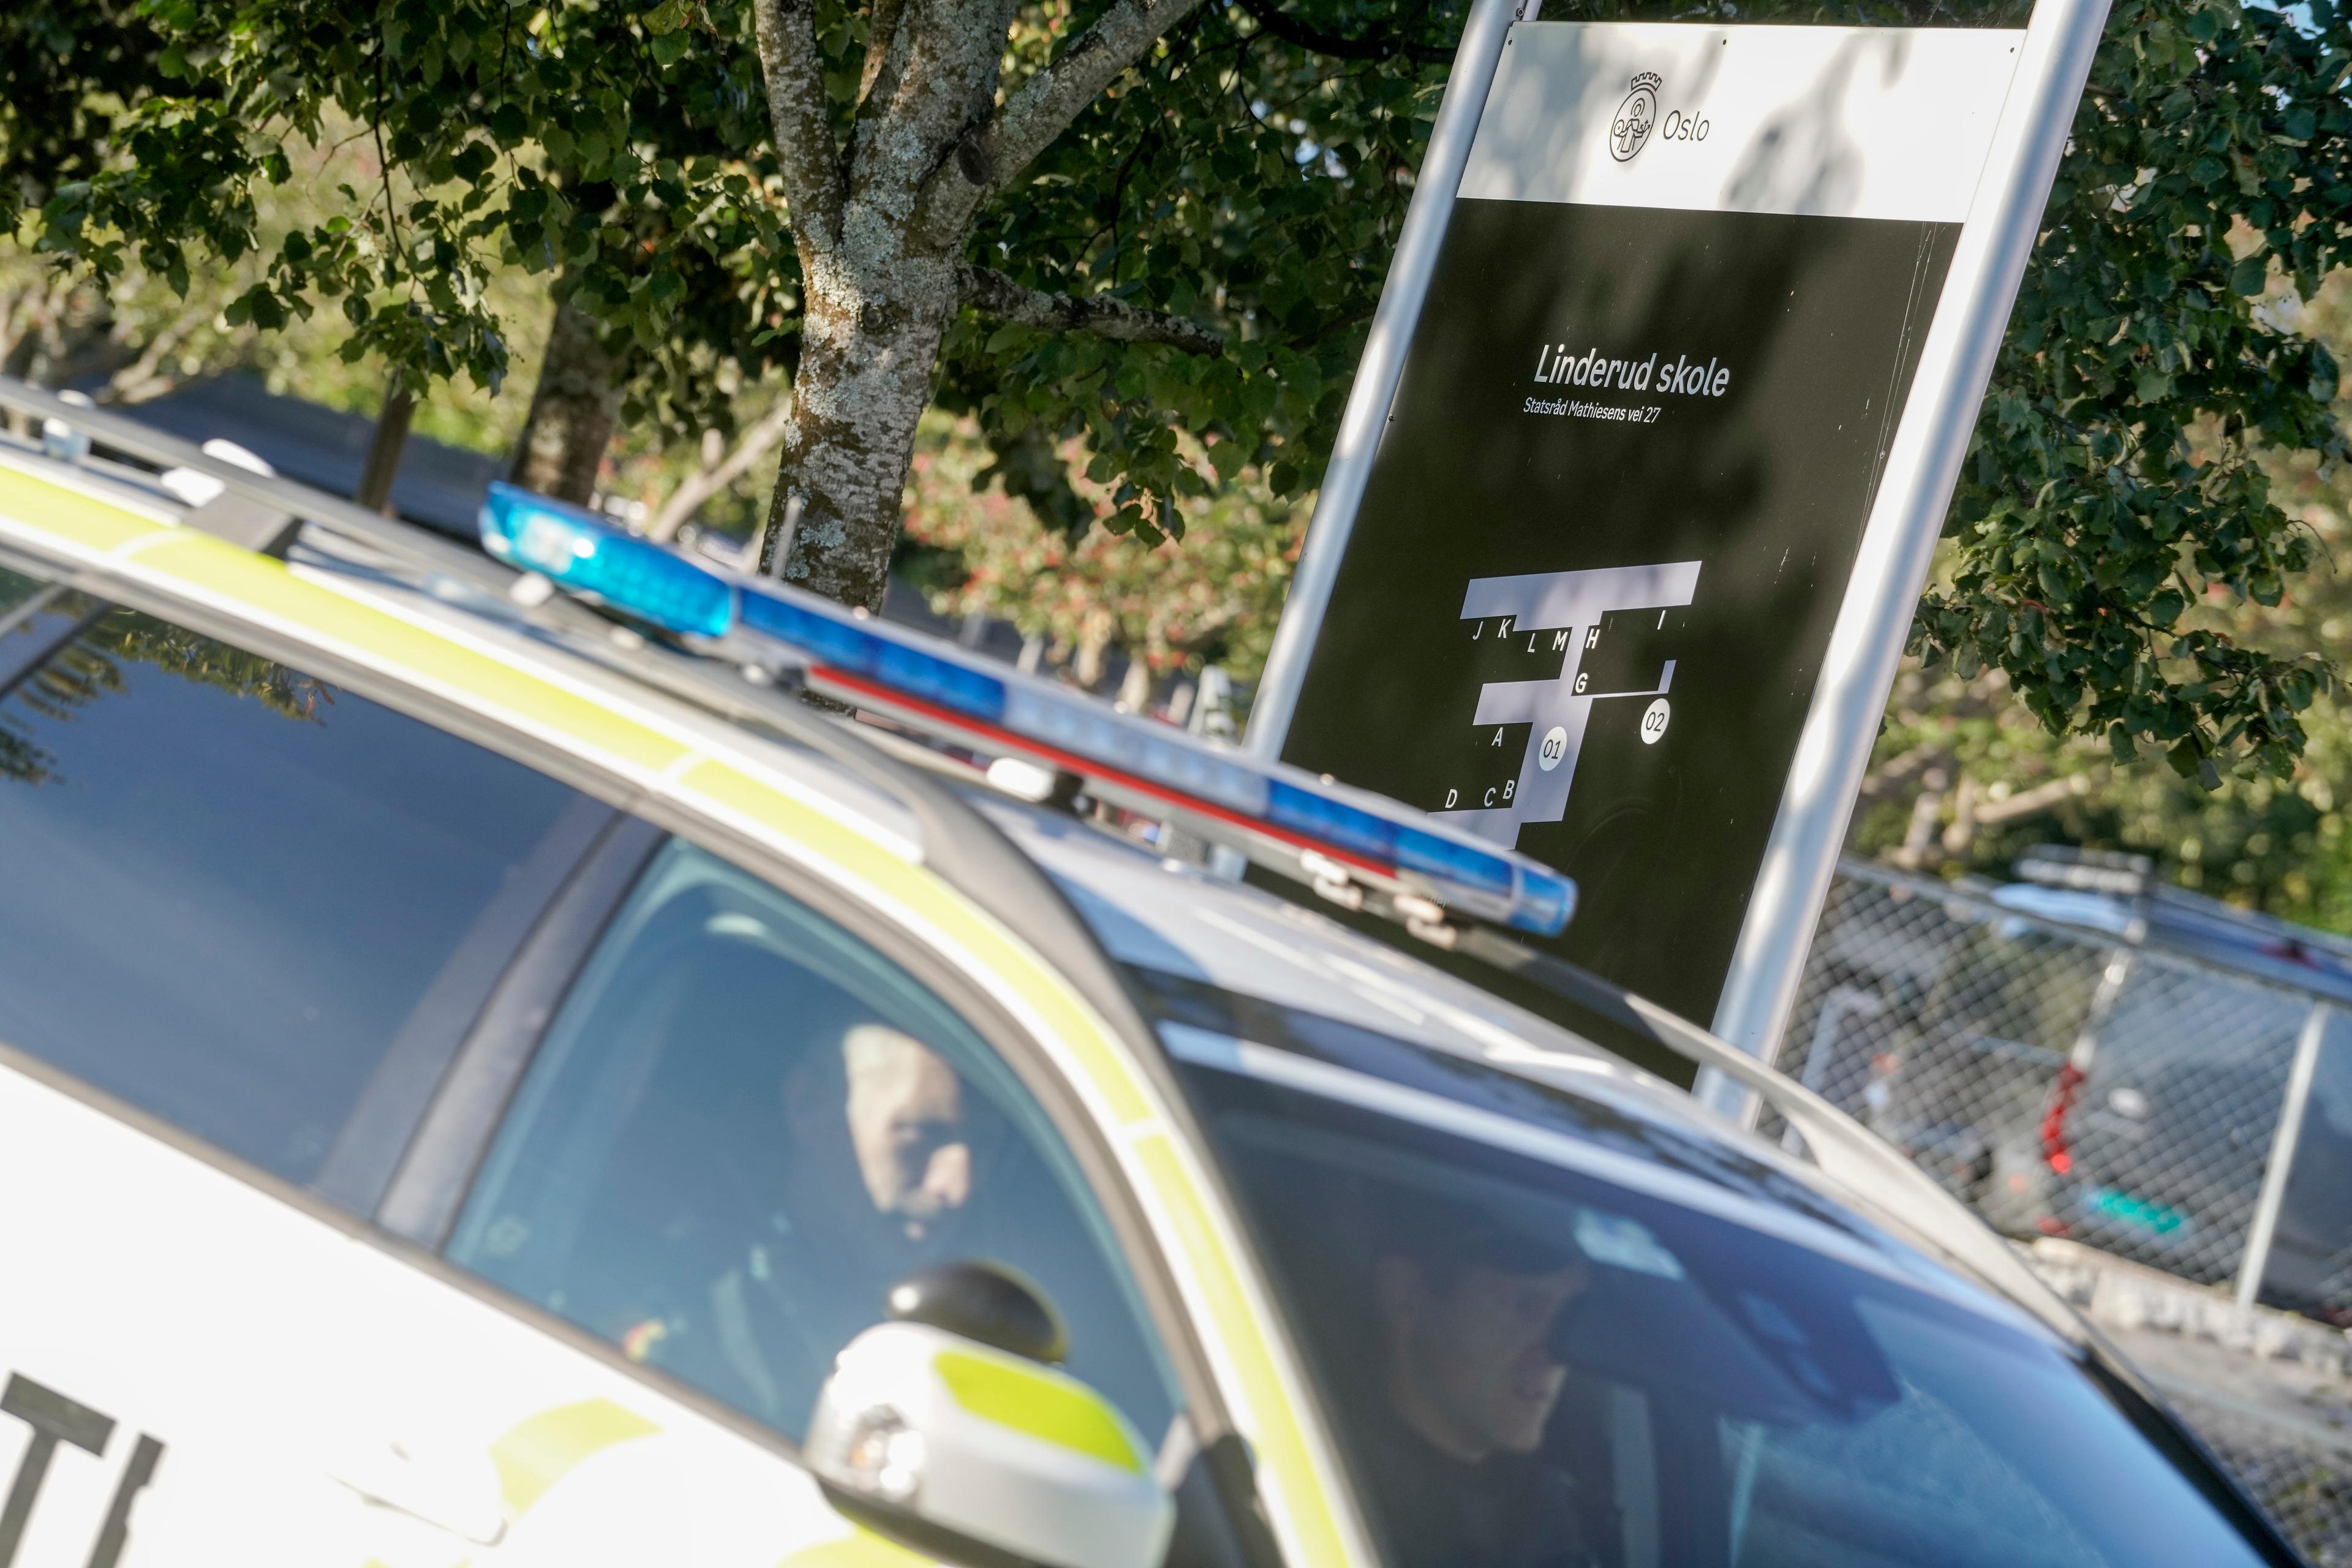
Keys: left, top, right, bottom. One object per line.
{"left": 1244, "top": 0, "right": 2111, "bottom": 1110}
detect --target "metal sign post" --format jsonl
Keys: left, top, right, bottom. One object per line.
{"left": 1246, "top": 0, "right": 2109, "bottom": 1099}
{"left": 1697, "top": 0, "right": 2110, "bottom": 1115}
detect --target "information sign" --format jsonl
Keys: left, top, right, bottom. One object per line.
{"left": 1248, "top": 6, "right": 2107, "bottom": 1071}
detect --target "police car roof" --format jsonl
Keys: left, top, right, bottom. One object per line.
{"left": 307, "top": 493, "right": 1896, "bottom": 1219}
{"left": 292, "top": 511, "right": 1667, "bottom": 1093}
{"left": 979, "top": 797, "right": 1959, "bottom": 1232}
{"left": 317, "top": 502, "right": 1792, "bottom": 1189}
{"left": 984, "top": 792, "right": 1643, "bottom": 1081}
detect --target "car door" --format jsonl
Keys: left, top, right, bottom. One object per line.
{"left": 0, "top": 559, "right": 1210, "bottom": 1568}
{"left": 0, "top": 566, "right": 647, "bottom": 1568}
{"left": 387, "top": 831, "right": 1194, "bottom": 1567}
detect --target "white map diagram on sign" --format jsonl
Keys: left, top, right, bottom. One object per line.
{"left": 1439, "top": 561, "right": 1702, "bottom": 845}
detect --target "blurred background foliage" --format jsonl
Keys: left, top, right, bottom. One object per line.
{"left": 899, "top": 415, "right": 1303, "bottom": 689}
{"left": 0, "top": 108, "right": 552, "bottom": 452}
{"left": 1860, "top": 268, "right": 2352, "bottom": 922}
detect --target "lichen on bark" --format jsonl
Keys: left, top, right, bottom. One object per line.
{"left": 745, "top": 0, "right": 1220, "bottom": 609}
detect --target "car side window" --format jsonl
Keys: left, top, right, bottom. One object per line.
{"left": 0, "top": 592, "right": 595, "bottom": 1191}
{"left": 446, "top": 837, "right": 1182, "bottom": 1447}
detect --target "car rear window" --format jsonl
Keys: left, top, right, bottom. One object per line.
{"left": 0, "top": 584, "right": 593, "bottom": 1191}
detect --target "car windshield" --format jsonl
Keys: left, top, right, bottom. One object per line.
{"left": 1160, "top": 1020, "right": 2288, "bottom": 1568}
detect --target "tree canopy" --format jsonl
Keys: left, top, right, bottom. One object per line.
{"left": 1855, "top": 269, "right": 2352, "bottom": 923}
{"left": 1, "top": 0, "right": 2348, "bottom": 784}
{"left": 1919, "top": 0, "right": 2351, "bottom": 784}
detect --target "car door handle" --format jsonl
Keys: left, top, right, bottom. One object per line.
{"left": 326, "top": 1438, "right": 508, "bottom": 1546}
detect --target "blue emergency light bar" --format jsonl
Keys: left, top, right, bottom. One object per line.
{"left": 480, "top": 483, "right": 1577, "bottom": 937}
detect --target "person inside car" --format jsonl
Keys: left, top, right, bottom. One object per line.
{"left": 1363, "top": 1206, "right": 1598, "bottom": 1568}
{"left": 701, "top": 1020, "right": 999, "bottom": 1427}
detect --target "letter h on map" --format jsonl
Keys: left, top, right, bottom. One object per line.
{"left": 1444, "top": 561, "right": 1701, "bottom": 845}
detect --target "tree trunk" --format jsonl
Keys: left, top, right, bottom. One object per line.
{"left": 1116, "top": 654, "right": 1153, "bottom": 713}
{"left": 757, "top": 251, "right": 957, "bottom": 610}
{"left": 355, "top": 379, "right": 415, "bottom": 515}
{"left": 509, "top": 297, "right": 626, "bottom": 505}
{"left": 742, "top": 0, "right": 1220, "bottom": 611}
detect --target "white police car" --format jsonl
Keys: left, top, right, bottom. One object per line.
{"left": 0, "top": 376, "right": 2307, "bottom": 1568}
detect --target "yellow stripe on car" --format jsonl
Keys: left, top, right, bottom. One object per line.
{"left": 1132, "top": 1133, "right": 1356, "bottom": 1568}
{"left": 0, "top": 464, "right": 173, "bottom": 553}
{"left": 0, "top": 467, "right": 1371, "bottom": 1568}
{"left": 489, "top": 1398, "right": 660, "bottom": 1517}
{"left": 775, "top": 1527, "right": 937, "bottom": 1568}
{"left": 933, "top": 1348, "right": 1145, "bottom": 1474}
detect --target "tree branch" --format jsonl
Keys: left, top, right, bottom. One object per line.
{"left": 647, "top": 398, "right": 799, "bottom": 541}
{"left": 750, "top": 0, "right": 846, "bottom": 252}
{"left": 1228, "top": 0, "right": 1451, "bottom": 66}
{"left": 959, "top": 263, "right": 1223, "bottom": 354}
{"left": 99, "top": 295, "right": 219, "bottom": 405}
{"left": 965, "top": 0, "right": 1212, "bottom": 209}
{"left": 1970, "top": 771, "right": 2095, "bottom": 827}
{"left": 370, "top": 31, "right": 407, "bottom": 266}
{"left": 857, "top": 0, "right": 910, "bottom": 110}
{"left": 856, "top": 0, "right": 1020, "bottom": 229}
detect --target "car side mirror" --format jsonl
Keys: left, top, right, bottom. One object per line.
{"left": 805, "top": 1262, "right": 1174, "bottom": 1568}
{"left": 883, "top": 1260, "right": 1069, "bottom": 1365}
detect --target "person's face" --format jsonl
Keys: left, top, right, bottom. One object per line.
{"left": 842, "top": 1031, "right": 973, "bottom": 1235}
{"left": 1379, "top": 1257, "right": 1586, "bottom": 1460}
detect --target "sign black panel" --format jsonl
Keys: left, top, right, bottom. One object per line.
{"left": 1282, "top": 198, "right": 1956, "bottom": 1021}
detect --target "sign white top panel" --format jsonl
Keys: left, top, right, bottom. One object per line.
{"left": 1459, "top": 23, "right": 2024, "bottom": 224}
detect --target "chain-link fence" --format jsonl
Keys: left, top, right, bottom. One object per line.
{"left": 1770, "top": 859, "right": 2352, "bottom": 1561}
{"left": 1774, "top": 859, "right": 2350, "bottom": 1313}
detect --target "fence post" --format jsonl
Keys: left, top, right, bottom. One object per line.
{"left": 2067, "top": 947, "right": 2137, "bottom": 1071}
{"left": 2235, "top": 1000, "right": 2332, "bottom": 1311}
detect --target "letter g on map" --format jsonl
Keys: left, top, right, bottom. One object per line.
{"left": 1610, "top": 72, "right": 1661, "bottom": 162}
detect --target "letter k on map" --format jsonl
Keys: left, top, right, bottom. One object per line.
{"left": 1444, "top": 561, "right": 1700, "bottom": 844}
